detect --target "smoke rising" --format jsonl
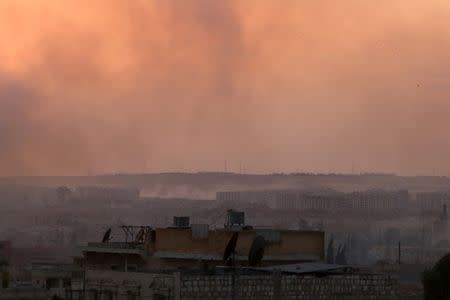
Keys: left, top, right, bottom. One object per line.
{"left": 1, "top": 0, "right": 450, "bottom": 176}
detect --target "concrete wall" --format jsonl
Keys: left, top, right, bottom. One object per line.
{"left": 180, "top": 273, "right": 398, "bottom": 300}
{"left": 0, "top": 288, "right": 49, "bottom": 300}
{"left": 83, "top": 270, "right": 398, "bottom": 300}
{"left": 85, "top": 269, "right": 178, "bottom": 300}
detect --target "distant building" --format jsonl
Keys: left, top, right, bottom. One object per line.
{"left": 417, "top": 191, "right": 450, "bottom": 210}
{"left": 432, "top": 204, "right": 450, "bottom": 246}
{"left": 217, "top": 188, "right": 410, "bottom": 211}
{"left": 0, "top": 185, "right": 58, "bottom": 207}
{"left": 75, "top": 186, "right": 140, "bottom": 207}
{"left": 344, "top": 189, "right": 410, "bottom": 210}
{"left": 216, "top": 190, "right": 279, "bottom": 207}
{"left": 274, "top": 189, "right": 347, "bottom": 210}
{"left": 31, "top": 262, "right": 83, "bottom": 299}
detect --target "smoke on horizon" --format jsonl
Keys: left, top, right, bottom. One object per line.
{"left": 1, "top": 0, "right": 450, "bottom": 176}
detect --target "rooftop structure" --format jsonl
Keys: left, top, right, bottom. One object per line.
{"left": 80, "top": 212, "right": 325, "bottom": 272}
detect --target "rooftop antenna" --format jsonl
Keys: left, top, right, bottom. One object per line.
{"left": 421, "top": 201, "right": 425, "bottom": 263}
{"left": 223, "top": 232, "right": 239, "bottom": 266}
{"left": 102, "top": 228, "right": 112, "bottom": 243}
{"left": 248, "top": 235, "right": 265, "bottom": 267}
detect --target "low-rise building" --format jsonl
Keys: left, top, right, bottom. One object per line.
{"left": 31, "top": 262, "right": 84, "bottom": 300}
{"left": 79, "top": 210, "right": 324, "bottom": 273}
{"left": 274, "top": 189, "right": 347, "bottom": 210}
{"left": 345, "top": 189, "right": 410, "bottom": 210}
{"left": 218, "top": 188, "right": 411, "bottom": 211}
{"left": 82, "top": 268, "right": 398, "bottom": 300}
{"left": 81, "top": 227, "right": 324, "bottom": 271}
{"left": 75, "top": 186, "right": 140, "bottom": 207}
{"left": 417, "top": 191, "right": 450, "bottom": 210}
{"left": 216, "top": 190, "right": 279, "bottom": 207}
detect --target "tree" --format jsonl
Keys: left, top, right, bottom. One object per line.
{"left": 422, "top": 253, "right": 450, "bottom": 300}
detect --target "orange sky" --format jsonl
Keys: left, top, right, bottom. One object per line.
{"left": 1, "top": 0, "right": 450, "bottom": 176}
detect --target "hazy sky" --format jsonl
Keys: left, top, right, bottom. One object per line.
{"left": 1, "top": 0, "right": 450, "bottom": 176}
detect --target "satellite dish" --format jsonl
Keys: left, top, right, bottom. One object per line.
{"left": 248, "top": 235, "right": 265, "bottom": 267}
{"left": 102, "top": 228, "right": 112, "bottom": 243}
{"left": 223, "top": 232, "right": 239, "bottom": 265}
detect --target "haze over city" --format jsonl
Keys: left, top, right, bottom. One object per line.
{"left": 4, "top": 2, "right": 450, "bottom": 299}
{"left": 1, "top": 0, "right": 450, "bottom": 176}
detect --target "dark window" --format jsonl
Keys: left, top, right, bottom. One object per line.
{"left": 46, "top": 278, "right": 60, "bottom": 289}
{"left": 153, "top": 294, "right": 166, "bottom": 300}
{"left": 89, "top": 290, "right": 99, "bottom": 300}
{"left": 63, "top": 278, "right": 71, "bottom": 288}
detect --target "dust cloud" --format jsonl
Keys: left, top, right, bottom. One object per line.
{"left": 1, "top": 0, "right": 450, "bottom": 176}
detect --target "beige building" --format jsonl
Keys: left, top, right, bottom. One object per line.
{"left": 82, "top": 227, "right": 324, "bottom": 271}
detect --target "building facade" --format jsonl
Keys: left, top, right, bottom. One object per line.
{"left": 417, "top": 191, "right": 450, "bottom": 210}
{"left": 81, "top": 227, "right": 325, "bottom": 271}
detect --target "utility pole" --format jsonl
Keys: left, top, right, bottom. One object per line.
{"left": 421, "top": 203, "right": 425, "bottom": 264}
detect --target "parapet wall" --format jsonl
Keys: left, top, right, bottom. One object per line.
{"left": 180, "top": 273, "right": 397, "bottom": 300}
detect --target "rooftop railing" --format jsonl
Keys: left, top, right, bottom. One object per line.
{"left": 86, "top": 242, "right": 144, "bottom": 250}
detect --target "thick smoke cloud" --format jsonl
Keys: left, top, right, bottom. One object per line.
{"left": 0, "top": 76, "right": 35, "bottom": 173}
{"left": 1, "top": 0, "right": 450, "bottom": 176}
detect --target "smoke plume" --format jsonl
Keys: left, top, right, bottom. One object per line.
{"left": 1, "top": 0, "right": 450, "bottom": 175}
